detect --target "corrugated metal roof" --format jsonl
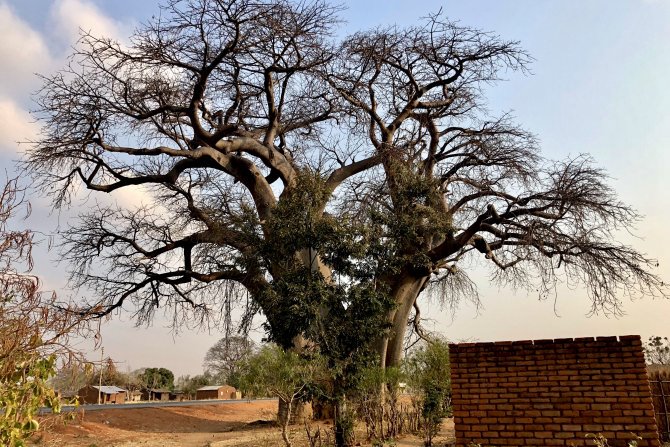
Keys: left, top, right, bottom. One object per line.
{"left": 92, "top": 385, "right": 126, "bottom": 394}
{"left": 197, "top": 385, "right": 226, "bottom": 391}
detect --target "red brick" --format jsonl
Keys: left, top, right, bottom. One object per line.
{"left": 450, "top": 337, "right": 659, "bottom": 446}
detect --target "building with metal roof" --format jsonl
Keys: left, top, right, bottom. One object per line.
{"left": 195, "top": 385, "right": 238, "bottom": 400}
{"left": 77, "top": 385, "right": 127, "bottom": 404}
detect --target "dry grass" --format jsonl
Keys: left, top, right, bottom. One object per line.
{"left": 648, "top": 364, "right": 670, "bottom": 377}
{"left": 29, "top": 400, "right": 455, "bottom": 447}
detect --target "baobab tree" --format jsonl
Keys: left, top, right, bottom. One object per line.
{"left": 26, "top": 0, "right": 664, "bottom": 383}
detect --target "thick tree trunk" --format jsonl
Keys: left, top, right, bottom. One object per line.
{"left": 334, "top": 396, "right": 355, "bottom": 447}
{"left": 278, "top": 395, "right": 311, "bottom": 425}
{"left": 380, "top": 274, "right": 429, "bottom": 368}
{"left": 274, "top": 249, "right": 330, "bottom": 426}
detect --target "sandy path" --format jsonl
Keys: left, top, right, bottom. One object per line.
{"left": 33, "top": 400, "right": 455, "bottom": 447}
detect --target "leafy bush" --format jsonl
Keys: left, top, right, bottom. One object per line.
{"left": 233, "top": 344, "right": 326, "bottom": 447}
{"left": 0, "top": 356, "right": 61, "bottom": 447}
{"left": 404, "top": 338, "right": 451, "bottom": 446}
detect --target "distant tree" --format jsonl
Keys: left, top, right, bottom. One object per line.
{"left": 235, "top": 345, "right": 325, "bottom": 447}
{"left": 0, "top": 179, "right": 89, "bottom": 446}
{"left": 123, "top": 368, "right": 146, "bottom": 392}
{"left": 176, "top": 373, "right": 214, "bottom": 398}
{"left": 50, "top": 364, "right": 90, "bottom": 396}
{"left": 84, "top": 357, "right": 129, "bottom": 388}
{"left": 643, "top": 336, "right": 670, "bottom": 365}
{"left": 203, "top": 336, "right": 256, "bottom": 382}
{"left": 141, "top": 367, "right": 175, "bottom": 390}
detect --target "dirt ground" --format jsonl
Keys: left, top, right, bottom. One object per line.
{"left": 31, "top": 400, "right": 455, "bottom": 447}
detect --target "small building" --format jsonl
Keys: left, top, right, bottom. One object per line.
{"left": 58, "top": 390, "right": 78, "bottom": 405}
{"left": 142, "top": 388, "right": 171, "bottom": 401}
{"left": 170, "top": 390, "right": 187, "bottom": 401}
{"left": 77, "top": 385, "right": 126, "bottom": 404}
{"left": 127, "top": 390, "right": 142, "bottom": 402}
{"left": 195, "top": 385, "right": 237, "bottom": 400}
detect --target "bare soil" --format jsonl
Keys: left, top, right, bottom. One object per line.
{"left": 31, "top": 400, "right": 455, "bottom": 447}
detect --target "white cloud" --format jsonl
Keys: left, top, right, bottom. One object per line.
{"left": 0, "top": 0, "right": 149, "bottom": 209}
{"left": 0, "top": 0, "right": 131, "bottom": 104}
{"left": 50, "top": 0, "right": 128, "bottom": 46}
{"left": 0, "top": 2, "right": 54, "bottom": 99}
{"left": 109, "top": 185, "right": 155, "bottom": 210}
{"left": 0, "top": 97, "right": 40, "bottom": 155}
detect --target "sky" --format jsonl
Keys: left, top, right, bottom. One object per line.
{"left": 0, "top": 0, "right": 669, "bottom": 377}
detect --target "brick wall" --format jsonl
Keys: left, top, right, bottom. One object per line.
{"left": 449, "top": 336, "right": 660, "bottom": 446}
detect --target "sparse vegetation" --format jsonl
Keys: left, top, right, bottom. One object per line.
{"left": 234, "top": 345, "right": 326, "bottom": 447}
{"left": 404, "top": 339, "right": 451, "bottom": 447}
{"left": 586, "top": 433, "right": 642, "bottom": 447}
{"left": 0, "top": 179, "right": 88, "bottom": 446}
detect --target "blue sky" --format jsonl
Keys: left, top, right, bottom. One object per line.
{"left": 0, "top": 0, "right": 669, "bottom": 376}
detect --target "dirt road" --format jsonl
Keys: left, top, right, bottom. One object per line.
{"left": 33, "top": 400, "right": 455, "bottom": 447}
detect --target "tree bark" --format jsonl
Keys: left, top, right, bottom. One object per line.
{"left": 279, "top": 397, "right": 293, "bottom": 447}
{"left": 278, "top": 396, "right": 310, "bottom": 426}
{"left": 334, "top": 396, "right": 355, "bottom": 447}
{"left": 381, "top": 274, "right": 429, "bottom": 368}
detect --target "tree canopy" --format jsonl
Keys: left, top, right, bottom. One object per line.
{"left": 141, "top": 367, "right": 175, "bottom": 390}
{"left": 25, "top": 0, "right": 665, "bottom": 371}
{"left": 643, "top": 336, "right": 670, "bottom": 365}
{"left": 203, "top": 335, "right": 255, "bottom": 381}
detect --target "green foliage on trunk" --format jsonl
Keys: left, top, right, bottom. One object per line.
{"left": 251, "top": 171, "right": 401, "bottom": 447}
{"left": 257, "top": 170, "right": 396, "bottom": 354}
{"left": 370, "top": 158, "right": 454, "bottom": 276}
